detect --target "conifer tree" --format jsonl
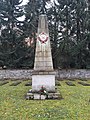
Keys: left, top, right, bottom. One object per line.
{"left": 0, "top": 0, "right": 25, "bottom": 68}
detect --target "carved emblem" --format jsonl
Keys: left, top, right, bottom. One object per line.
{"left": 38, "top": 32, "right": 48, "bottom": 43}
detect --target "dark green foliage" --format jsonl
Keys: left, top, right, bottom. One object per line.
{"left": 0, "top": 0, "right": 34, "bottom": 68}
{"left": 78, "top": 81, "right": 90, "bottom": 86}
{"left": 25, "top": 81, "right": 32, "bottom": 86}
{"left": 0, "top": 81, "right": 9, "bottom": 86}
{"left": 67, "top": 79, "right": 76, "bottom": 81}
{"left": 65, "top": 81, "right": 75, "bottom": 86}
{"left": 10, "top": 81, "right": 21, "bottom": 86}
{"left": 47, "top": 0, "right": 90, "bottom": 69}
{"left": 79, "top": 78, "right": 88, "bottom": 81}
{"left": 0, "top": 0, "right": 25, "bottom": 68}
{"left": 55, "top": 80, "right": 61, "bottom": 86}
{"left": 0, "top": 0, "right": 90, "bottom": 69}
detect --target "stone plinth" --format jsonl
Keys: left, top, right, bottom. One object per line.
{"left": 32, "top": 74, "right": 55, "bottom": 92}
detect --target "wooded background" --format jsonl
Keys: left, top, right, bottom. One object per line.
{"left": 0, "top": 0, "right": 90, "bottom": 69}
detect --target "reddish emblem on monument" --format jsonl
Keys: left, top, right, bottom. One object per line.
{"left": 38, "top": 32, "right": 48, "bottom": 43}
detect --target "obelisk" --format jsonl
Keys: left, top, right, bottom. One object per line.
{"left": 34, "top": 15, "right": 53, "bottom": 71}
{"left": 32, "top": 14, "right": 55, "bottom": 92}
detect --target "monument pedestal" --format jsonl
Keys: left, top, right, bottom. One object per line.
{"left": 32, "top": 71, "right": 55, "bottom": 92}
{"left": 26, "top": 71, "right": 62, "bottom": 100}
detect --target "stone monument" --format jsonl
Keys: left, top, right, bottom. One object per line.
{"left": 32, "top": 14, "right": 55, "bottom": 92}
{"left": 26, "top": 14, "right": 61, "bottom": 100}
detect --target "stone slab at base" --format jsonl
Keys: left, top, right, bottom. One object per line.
{"left": 33, "top": 94, "right": 47, "bottom": 100}
{"left": 32, "top": 75, "right": 55, "bottom": 92}
{"left": 26, "top": 91, "right": 62, "bottom": 100}
{"left": 34, "top": 94, "right": 40, "bottom": 99}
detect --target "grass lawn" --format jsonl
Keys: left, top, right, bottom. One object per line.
{"left": 0, "top": 79, "right": 90, "bottom": 120}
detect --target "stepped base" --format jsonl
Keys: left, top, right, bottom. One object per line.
{"left": 25, "top": 89, "right": 62, "bottom": 100}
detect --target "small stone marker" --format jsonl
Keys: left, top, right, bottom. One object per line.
{"left": 34, "top": 94, "right": 40, "bottom": 100}
{"left": 41, "top": 95, "right": 46, "bottom": 100}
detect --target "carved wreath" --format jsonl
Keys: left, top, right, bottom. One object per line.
{"left": 38, "top": 32, "right": 48, "bottom": 43}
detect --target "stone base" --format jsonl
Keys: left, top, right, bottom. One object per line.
{"left": 25, "top": 89, "right": 62, "bottom": 100}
